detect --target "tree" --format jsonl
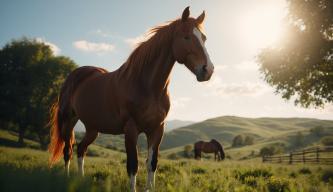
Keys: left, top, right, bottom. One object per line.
{"left": 260, "top": 143, "right": 285, "bottom": 156}
{"left": 294, "top": 131, "right": 304, "bottom": 147}
{"left": 183, "top": 144, "right": 193, "bottom": 158}
{"left": 321, "top": 136, "right": 333, "bottom": 146}
{"left": 0, "top": 37, "right": 77, "bottom": 147}
{"left": 244, "top": 135, "right": 255, "bottom": 145}
{"left": 310, "top": 126, "right": 324, "bottom": 136}
{"left": 30, "top": 56, "right": 77, "bottom": 148}
{"left": 232, "top": 135, "right": 244, "bottom": 147}
{"left": 258, "top": 0, "right": 333, "bottom": 107}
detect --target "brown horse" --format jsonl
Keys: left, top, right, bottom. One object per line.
{"left": 48, "top": 7, "right": 214, "bottom": 192}
{"left": 194, "top": 139, "right": 225, "bottom": 161}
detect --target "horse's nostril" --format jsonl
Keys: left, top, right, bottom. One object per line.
{"left": 202, "top": 65, "right": 207, "bottom": 72}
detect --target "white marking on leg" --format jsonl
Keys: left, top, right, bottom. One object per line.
{"left": 146, "top": 148, "right": 155, "bottom": 190}
{"left": 130, "top": 174, "right": 137, "bottom": 192}
{"left": 193, "top": 27, "right": 214, "bottom": 74}
{"left": 78, "top": 157, "right": 85, "bottom": 176}
{"left": 65, "top": 160, "right": 70, "bottom": 176}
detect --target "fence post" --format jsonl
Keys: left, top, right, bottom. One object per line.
{"left": 316, "top": 147, "right": 319, "bottom": 163}
{"left": 289, "top": 152, "right": 293, "bottom": 164}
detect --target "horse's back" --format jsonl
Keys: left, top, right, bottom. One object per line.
{"left": 68, "top": 66, "right": 124, "bottom": 134}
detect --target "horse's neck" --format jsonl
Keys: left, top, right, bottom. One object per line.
{"left": 125, "top": 43, "right": 175, "bottom": 95}
{"left": 146, "top": 50, "right": 175, "bottom": 93}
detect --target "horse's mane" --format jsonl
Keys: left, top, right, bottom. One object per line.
{"left": 119, "top": 19, "right": 180, "bottom": 80}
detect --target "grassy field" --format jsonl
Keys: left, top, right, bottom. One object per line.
{"left": 1, "top": 130, "right": 333, "bottom": 192}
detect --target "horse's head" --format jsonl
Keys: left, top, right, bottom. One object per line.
{"left": 172, "top": 6, "right": 214, "bottom": 82}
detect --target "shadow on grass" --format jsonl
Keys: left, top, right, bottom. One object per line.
{"left": 0, "top": 138, "right": 22, "bottom": 148}
{"left": 0, "top": 164, "right": 98, "bottom": 192}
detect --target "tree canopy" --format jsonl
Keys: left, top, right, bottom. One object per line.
{"left": 258, "top": 0, "right": 333, "bottom": 107}
{"left": 0, "top": 37, "right": 77, "bottom": 148}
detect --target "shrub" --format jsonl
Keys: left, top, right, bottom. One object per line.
{"left": 266, "top": 177, "right": 290, "bottom": 192}
{"left": 232, "top": 135, "right": 244, "bottom": 147}
{"left": 321, "top": 136, "right": 333, "bottom": 146}
{"left": 244, "top": 136, "right": 255, "bottom": 145}
{"left": 92, "top": 170, "right": 109, "bottom": 181}
{"left": 167, "top": 152, "right": 179, "bottom": 160}
{"left": 183, "top": 144, "right": 193, "bottom": 158}
{"left": 294, "top": 132, "right": 304, "bottom": 147}
{"left": 299, "top": 167, "right": 311, "bottom": 175}
{"left": 192, "top": 167, "right": 207, "bottom": 174}
{"left": 289, "top": 171, "right": 297, "bottom": 178}
{"left": 310, "top": 126, "right": 324, "bottom": 136}
{"left": 86, "top": 148, "right": 100, "bottom": 157}
{"left": 234, "top": 168, "right": 273, "bottom": 182}
{"left": 260, "top": 143, "right": 285, "bottom": 156}
{"left": 321, "top": 169, "right": 333, "bottom": 183}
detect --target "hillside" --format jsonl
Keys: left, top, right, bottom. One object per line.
{"left": 74, "top": 116, "right": 333, "bottom": 155}
{"left": 160, "top": 116, "right": 333, "bottom": 150}
{"left": 75, "top": 120, "right": 194, "bottom": 132}
{"left": 75, "top": 120, "right": 194, "bottom": 151}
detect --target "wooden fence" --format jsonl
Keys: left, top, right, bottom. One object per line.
{"left": 262, "top": 146, "right": 333, "bottom": 164}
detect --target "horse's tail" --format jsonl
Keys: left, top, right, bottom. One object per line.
{"left": 48, "top": 72, "right": 77, "bottom": 166}
{"left": 48, "top": 67, "right": 108, "bottom": 166}
{"left": 48, "top": 100, "right": 65, "bottom": 166}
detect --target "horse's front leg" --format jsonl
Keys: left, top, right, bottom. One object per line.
{"left": 124, "top": 119, "right": 139, "bottom": 192}
{"left": 145, "top": 124, "right": 164, "bottom": 191}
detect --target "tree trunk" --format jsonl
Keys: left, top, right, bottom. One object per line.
{"left": 38, "top": 133, "right": 48, "bottom": 150}
{"left": 18, "top": 128, "right": 25, "bottom": 146}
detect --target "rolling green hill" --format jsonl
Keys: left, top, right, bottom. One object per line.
{"left": 75, "top": 116, "right": 333, "bottom": 157}
{"left": 160, "top": 116, "right": 333, "bottom": 150}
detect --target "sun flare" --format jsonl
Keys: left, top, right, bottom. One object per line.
{"left": 237, "top": 3, "right": 286, "bottom": 50}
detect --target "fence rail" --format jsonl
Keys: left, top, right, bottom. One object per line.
{"left": 262, "top": 146, "right": 333, "bottom": 164}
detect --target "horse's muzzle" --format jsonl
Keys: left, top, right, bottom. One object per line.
{"left": 196, "top": 63, "right": 214, "bottom": 82}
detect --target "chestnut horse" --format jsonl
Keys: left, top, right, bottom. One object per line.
{"left": 194, "top": 139, "right": 225, "bottom": 161}
{"left": 48, "top": 7, "right": 214, "bottom": 192}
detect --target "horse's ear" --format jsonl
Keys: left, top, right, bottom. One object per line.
{"left": 196, "top": 11, "right": 205, "bottom": 25}
{"left": 182, "top": 6, "right": 190, "bottom": 22}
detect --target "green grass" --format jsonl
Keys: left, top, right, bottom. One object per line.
{"left": 1, "top": 129, "right": 333, "bottom": 192}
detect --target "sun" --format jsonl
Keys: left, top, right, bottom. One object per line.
{"left": 237, "top": 2, "right": 287, "bottom": 50}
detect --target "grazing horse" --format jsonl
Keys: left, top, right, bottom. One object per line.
{"left": 48, "top": 6, "right": 214, "bottom": 192}
{"left": 194, "top": 139, "right": 225, "bottom": 161}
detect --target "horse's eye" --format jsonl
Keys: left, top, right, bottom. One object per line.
{"left": 184, "top": 36, "right": 190, "bottom": 40}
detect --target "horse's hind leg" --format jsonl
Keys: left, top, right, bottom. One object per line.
{"left": 145, "top": 124, "right": 164, "bottom": 191}
{"left": 63, "top": 117, "right": 78, "bottom": 176}
{"left": 77, "top": 129, "right": 98, "bottom": 176}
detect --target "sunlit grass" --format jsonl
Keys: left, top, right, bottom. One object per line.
{"left": 0, "top": 145, "right": 332, "bottom": 192}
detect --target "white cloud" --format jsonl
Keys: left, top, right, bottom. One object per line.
{"left": 93, "top": 29, "right": 112, "bottom": 38}
{"left": 125, "top": 34, "right": 148, "bottom": 49}
{"left": 214, "top": 64, "right": 229, "bottom": 71}
{"left": 216, "top": 82, "right": 269, "bottom": 97}
{"left": 36, "top": 38, "right": 61, "bottom": 55}
{"left": 234, "top": 60, "right": 259, "bottom": 71}
{"left": 204, "top": 75, "right": 223, "bottom": 88}
{"left": 172, "top": 97, "right": 191, "bottom": 109}
{"left": 167, "top": 96, "right": 192, "bottom": 120}
{"left": 73, "top": 40, "right": 115, "bottom": 53}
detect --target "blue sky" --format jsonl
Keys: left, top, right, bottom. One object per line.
{"left": 1, "top": 0, "right": 332, "bottom": 121}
